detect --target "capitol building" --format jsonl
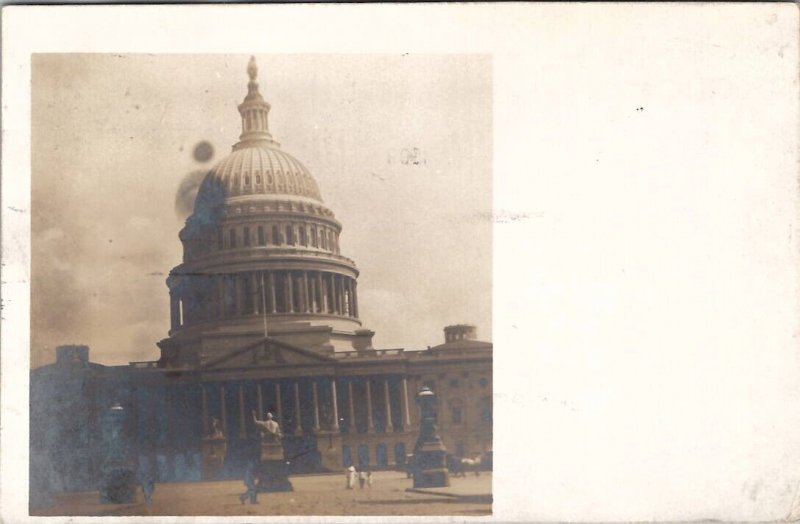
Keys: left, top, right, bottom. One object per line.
{"left": 30, "top": 57, "right": 492, "bottom": 491}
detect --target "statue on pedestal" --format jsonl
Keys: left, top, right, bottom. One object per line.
{"left": 201, "top": 416, "right": 227, "bottom": 480}
{"left": 251, "top": 410, "right": 293, "bottom": 492}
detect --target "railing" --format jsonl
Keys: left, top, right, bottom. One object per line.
{"left": 129, "top": 361, "right": 159, "bottom": 369}
{"left": 334, "top": 348, "right": 405, "bottom": 359}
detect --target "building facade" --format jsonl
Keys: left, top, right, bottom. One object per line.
{"left": 30, "top": 57, "right": 492, "bottom": 492}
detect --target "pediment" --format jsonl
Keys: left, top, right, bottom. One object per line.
{"left": 201, "top": 337, "right": 333, "bottom": 370}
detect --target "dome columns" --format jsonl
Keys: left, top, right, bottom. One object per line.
{"left": 172, "top": 269, "right": 361, "bottom": 329}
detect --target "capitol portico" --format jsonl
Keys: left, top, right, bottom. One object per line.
{"left": 29, "top": 57, "right": 492, "bottom": 491}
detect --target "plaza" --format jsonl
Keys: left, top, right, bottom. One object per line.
{"left": 31, "top": 471, "right": 492, "bottom": 517}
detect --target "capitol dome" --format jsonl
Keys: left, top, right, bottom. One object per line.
{"left": 161, "top": 56, "right": 370, "bottom": 366}
{"left": 209, "top": 145, "right": 323, "bottom": 202}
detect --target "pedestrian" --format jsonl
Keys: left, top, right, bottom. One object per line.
{"left": 239, "top": 460, "right": 258, "bottom": 504}
{"left": 358, "top": 470, "right": 366, "bottom": 489}
{"left": 138, "top": 463, "right": 155, "bottom": 508}
{"left": 366, "top": 470, "right": 372, "bottom": 488}
{"left": 346, "top": 465, "right": 356, "bottom": 489}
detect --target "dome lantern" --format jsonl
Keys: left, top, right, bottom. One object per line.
{"left": 234, "top": 56, "right": 277, "bottom": 150}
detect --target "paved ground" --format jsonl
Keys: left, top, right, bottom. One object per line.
{"left": 32, "top": 471, "right": 492, "bottom": 517}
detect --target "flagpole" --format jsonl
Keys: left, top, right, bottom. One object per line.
{"left": 260, "top": 272, "right": 269, "bottom": 338}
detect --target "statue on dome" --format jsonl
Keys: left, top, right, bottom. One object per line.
{"left": 247, "top": 56, "right": 258, "bottom": 82}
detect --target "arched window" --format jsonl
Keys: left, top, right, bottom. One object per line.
{"left": 310, "top": 226, "right": 317, "bottom": 247}
{"left": 320, "top": 229, "right": 327, "bottom": 250}
{"left": 257, "top": 226, "right": 265, "bottom": 246}
{"left": 272, "top": 225, "right": 280, "bottom": 245}
{"left": 299, "top": 227, "right": 307, "bottom": 246}
{"left": 244, "top": 174, "right": 250, "bottom": 186}
{"left": 256, "top": 174, "right": 262, "bottom": 184}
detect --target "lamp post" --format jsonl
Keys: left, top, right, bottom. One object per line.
{"left": 99, "top": 402, "right": 136, "bottom": 503}
{"left": 412, "top": 387, "right": 450, "bottom": 488}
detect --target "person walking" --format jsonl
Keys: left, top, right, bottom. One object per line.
{"left": 239, "top": 460, "right": 258, "bottom": 505}
{"left": 345, "top": 465, "right": 356, "bottom": 489}
{"left": 358, "top": 470, "right": 366, "bottom": 489}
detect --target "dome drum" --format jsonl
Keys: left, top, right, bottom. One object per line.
{"left": 166, "top": 56, "right": 372, "bottom": 357}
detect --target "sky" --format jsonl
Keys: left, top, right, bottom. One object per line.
{"left": 31, "top": 54, "right": 492, "bottom": 367}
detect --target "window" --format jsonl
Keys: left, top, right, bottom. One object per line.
{"left": 449, "top": 379, "right": 460, "bottom": 388}
{"left": 217, "top": 230, "right": 223, "bottom": 250}
{"left": 256, "top": 174, "right": 262, "bottom": 184}
{"left": 243, "top": 226, "right": 250, "bottom": 247}
{"left": 376, "top": 443, "right": 388, "bottom": 467}
{"left": 310, "top": 226, "right": 317, "bottom": 247}
{"left": 272, "top": 225, "right": 280, "bottom": 245}
{"left": 286, "top": 225, "right": 294, "bottom": 245}
{"left": 299, "top": 227, "right": 307, "bottom": 246}
{"left": 342, "top": 445, "right": 353, "bottom": 468}
{"left": 244, "top": 175, "right": 250, "bottom": 186}
{"left": 258, "top": 226, "right": 265, "bottom": 246}
{"left": 394, "top": 442, "right": 406, "bottom": 466}
{"left": 480, "top": 397, "right": 492, "bottom": 424}
{"left": 229, "top": 228, "right": 237, "bottom": 248}
{"left": 451, "top": 407, "right": 462, "bottom": 424}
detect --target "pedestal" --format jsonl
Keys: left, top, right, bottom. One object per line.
{"left": 255, "top": 441, "right": 293, "bottom": 492}
{"left": 412, "top": 439, "right": 450, "bottom": 488}
{"left": 201, "top": 437, "right": 227, "bottom": 480}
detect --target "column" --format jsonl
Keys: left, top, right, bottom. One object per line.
{"left": 316, "top": 272, "right": 325, "bottom": 313}
{"left": 201, "top": 384, "right": 209, "bottom": 435}
{"left": 365, "top": 378, "right": 374, "bottom": 433}
{"left": 274, "top": 382, "right": 283, "bottom": 426}
{"left": 303, "top": 272, "right": 311, "bottom": 313}
{"left": 383, "top": 378, "right": 394, "bottom": 432}
{"left": 286, "top": 271, "right": 294, "bottom": 313}
{"left": 234, "top": 275, "right": 242, "bottom": 316}
{"left": 331, "top": 379, "right": 340, "bottom": 432}
{"left": 338, "top": 277, "right": 345, "bottom": 315}
{"left": 219, "top": 384, "right": 227, "bottom": 435}
{"left": 347, "top": 381, "right": 356, "bottom": 433}
{"left": 346, "top": 278, "right": 354, "bottom": 316}
{"left": 293, "top": 381, "right": 303, "bottom": 435}
{"left": 238, "top": 383, "right": 246, "bottom": 438}
{"left": 218, "top": 277, "right": 226, "bottom": 319}
{"left": 269, "top": 272, "right": 277, "bottom": 313}
{"left": 251, "top": 272, "right": 259, "bottom": 315}
{"left": 352, "top": 280, "right": 359, "bottom": 318}
{"left": 328, "top": 275, "right": 335, "bottom": 314}
{"left": 312, "top": 380, "right": 320, "bottom": 432}
{"left": 401, "top": 377, "right": 411, "bottom": 428}
{"left": 257, "top": 383, "right": 263, "bottom": 417}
